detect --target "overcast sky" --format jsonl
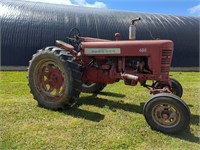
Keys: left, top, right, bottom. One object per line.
{"left": 24, "top": 0, "right": 200, "bottom": 16}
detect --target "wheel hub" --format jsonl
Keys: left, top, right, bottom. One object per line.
{"left": 48, "top": 69, "right": 63, "bottom": 89}
{"left": 152, "top": 103, "right": 181, "bottom": 127}
{"left": 36, "top": 61, "right": 65, "bottom": 98}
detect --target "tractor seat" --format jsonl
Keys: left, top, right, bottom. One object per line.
{"left": 56, "top": 40, "right": 74, "bottom": 51}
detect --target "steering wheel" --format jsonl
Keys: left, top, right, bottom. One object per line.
{"left": 66, "top": 28, "right": 81, "bottom": 52}
{"left": 69, "top": 28, "right": 81, "bottom": 38}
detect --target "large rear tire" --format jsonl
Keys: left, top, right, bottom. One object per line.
{"left": 28, "top": 47, "right": 82, "bottom": 110}
{"left": 143, "top": 93, "right": 190, "bottom": 134}
{"left": 81, "top": 83, "right": 106, "bottom": 93}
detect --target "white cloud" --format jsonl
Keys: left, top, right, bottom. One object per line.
{"left": 25, "top": 0, "right": 107, "bottom": 8}
{"left": 188, "top": 4, "right": 200, "bottom": 16}
{"left": 26, "top": 0, "right": 74, "bottom": 5}
{"left": 73, "top": 0, "right": 106, "bottom": 8}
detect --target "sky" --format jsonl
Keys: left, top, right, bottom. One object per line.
{"left": 24, "top": 0, "right": 200, "bottom": 16}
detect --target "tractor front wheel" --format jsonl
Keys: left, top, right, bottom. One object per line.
{"left": 154, "top": 78, "right": 183, "bottom": 97}
{"left": 28, "top": 47, "right": 82, "bottom": 110}
{"left": 170, "top": 78, "right": 183, "bottom": 98}
{"left": 143, "top": 93, "right": 190, "bottom": 134}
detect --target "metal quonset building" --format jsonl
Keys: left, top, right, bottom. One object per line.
{"left": 0, "top": 0, "right": 199, "bottom": 67}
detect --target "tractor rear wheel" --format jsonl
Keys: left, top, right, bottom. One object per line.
{"left": 143, "top": 93, "right": 190, "bottom": 134}
{"left": 81, "top": 83, "right": 106, "bottom": 93}
{"left": 28, "top": 47, "right": 82, "bottom": 110}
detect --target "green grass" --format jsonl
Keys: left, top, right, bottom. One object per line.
{"left": 0, "top": 71, "right": 199, "bottom": 149}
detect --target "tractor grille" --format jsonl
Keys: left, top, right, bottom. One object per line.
{"left": 161, "top": 50, "right": 173, "bottom": 73}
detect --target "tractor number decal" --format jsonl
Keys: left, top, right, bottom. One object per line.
{"left": 84, "top": 48, "right": 121, "bottom": 54}
{"left": 139, "top": 48, "right": 147, "bottom": 53}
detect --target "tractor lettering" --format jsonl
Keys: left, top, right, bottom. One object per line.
{"left": 84, "top": 48, "right": 121, "bottom": 54}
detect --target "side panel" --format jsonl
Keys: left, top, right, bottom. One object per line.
{"left": 81, "top": 40, "right": 173, "bottom": 75}
{"left": 81, "top": 40, "right": 173, "bottom": 57}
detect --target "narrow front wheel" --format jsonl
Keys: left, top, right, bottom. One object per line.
{"left": 143, "top": 93, "right": 190, "bottom": 134}
{"left": 170, "top": 78, "right": 183, "bottom": 98}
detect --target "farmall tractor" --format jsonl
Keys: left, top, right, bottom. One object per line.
{"left": 28, "top": 18, "right": 190, "bottom": 134}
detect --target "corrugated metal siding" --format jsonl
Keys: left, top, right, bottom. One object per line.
{"left": 0, "top": 0, "right": 199, "bottom": 67}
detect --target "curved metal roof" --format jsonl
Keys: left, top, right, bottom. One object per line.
{"left": 1, "top": 0, "right": 199, "bottom": 67}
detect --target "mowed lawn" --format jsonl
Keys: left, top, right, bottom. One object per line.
{"left": 0, "top": 71, "right": 199, "bottom": 149}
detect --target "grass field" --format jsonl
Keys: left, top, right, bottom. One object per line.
{"left": 0, "top": 71, "right": 199, "bottom": 149}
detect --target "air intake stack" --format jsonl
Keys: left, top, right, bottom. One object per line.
{"left": 129, "top": 17, "right": 141, "bottom": 40}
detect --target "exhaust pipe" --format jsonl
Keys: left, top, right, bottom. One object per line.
{"left": 129, "top": 17, "right": 141, "bottom": 40}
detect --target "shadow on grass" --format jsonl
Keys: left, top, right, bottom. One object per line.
{"left": 188, "top": 105, "right": 200, "bottom": 126}
{"left": 191, "top": 114, "right": 200, "bottom": 126}
{"left": 59, "top": 92, "right": 142, "bottom": 122}
{"left": 60, "top": 108, "right": 105, "bottom": 122}
{"left": 57, "top": 92, "right": 142, "bottom": 122}
{"left": 38, "top": 104, "right": 105, "bottom": 122}
{"left": 98, "top": 91, "right": 126, "bottom": 98}
{"left": 77, "top": 94, "right": 144, "bottom": 114}
{"left": 172, "top": 129, "right": 200, "bottom": 144}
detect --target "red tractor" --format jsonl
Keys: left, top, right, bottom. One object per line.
{"left": 28, "top": 18, "right": 190, "bottom": 134}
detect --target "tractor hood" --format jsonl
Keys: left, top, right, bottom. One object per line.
{"left": 81, "top": 40, "right": 173, "bottom": 56}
